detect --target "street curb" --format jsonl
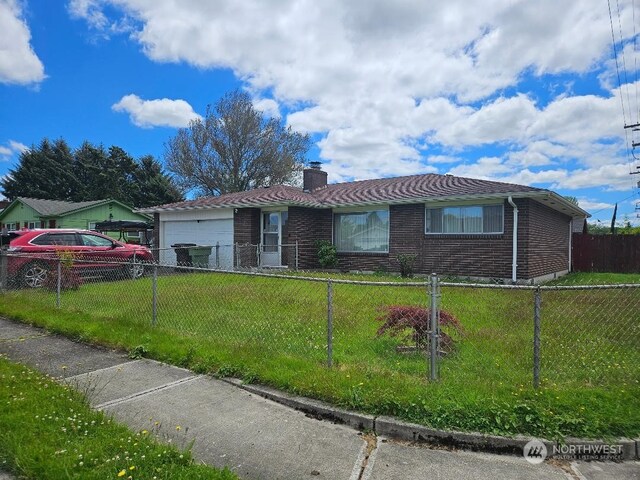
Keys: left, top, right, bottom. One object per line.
{"left": 375, "top": 415, "right": 552, "bottom": 456}
{"left": 222, "top": 378, "right": 374, "bottom": 431}
{"left": 223, "top": 377, "right": 640, "bottom": 461}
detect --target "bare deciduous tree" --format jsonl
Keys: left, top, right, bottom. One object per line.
{"left": 164, "top": 90, "right": 310, "bottom": 197}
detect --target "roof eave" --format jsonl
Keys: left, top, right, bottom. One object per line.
{"left": 139, "top": 190, "right": 591, "bottom": 218}
{"left": 137, "top": 199, "right": 323, "bottom": 213}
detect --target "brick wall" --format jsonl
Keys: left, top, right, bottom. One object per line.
{"left": 233, "top": 208, "right": 260, "bottom": 267}
{"left": 232, "top": 199, "right": 570, "bottom": 279}
{"left": 285, "top": 206, "right": 332, "bottom": 269}
{"left": 526, "top": 200, "right": 571, "bottom": 278}
{"left": 390, "top": 202, "right": 516, "bottom": 279}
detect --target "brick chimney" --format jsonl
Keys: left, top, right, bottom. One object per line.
{"left": 303, "top": 161, "right": 327, "bottom": 192}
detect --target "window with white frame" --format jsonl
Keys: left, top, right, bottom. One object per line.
{"left": 28, "top": 221, "right": 37, "bottom": 229}
{"left": 88, "top": 222, "right": 97, "bottom": 231}
{"left": 6, "top": 223, "right": 17, "bottom": 231}
{"left": 334, "top": 209, "right": 389, "bottom": 253}
{"left": 425, "top": 204, "right": 503, "bottom": 234}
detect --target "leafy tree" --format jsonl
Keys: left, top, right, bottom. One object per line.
{"left": 164, "top": 90, "right": 310, "bottom": 197}
{"left": 1, "top": 138, "right": 183, "bottom": 207}
{"left": 586, "top": 223, "right": 610, "bottom": 235}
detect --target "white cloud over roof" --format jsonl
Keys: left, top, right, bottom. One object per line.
{"left": 72, "top": 0, "right": 640, "bottom": 197}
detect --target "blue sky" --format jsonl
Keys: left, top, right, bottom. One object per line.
{"left": 1, "top": 0, "right": 640, "bottom": 225}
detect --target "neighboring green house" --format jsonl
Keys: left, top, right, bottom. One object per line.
{"left": 0, "top": 198, "right": 151, "bottom": 240}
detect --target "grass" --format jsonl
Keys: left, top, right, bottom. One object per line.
{"left": 0, "top": 270, "right": 638, "bottom": 441}
{"left": 0, "top": 356, "right": 237, "bottom": 480}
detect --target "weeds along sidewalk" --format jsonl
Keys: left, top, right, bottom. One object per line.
{"left": 0, "top": 355, "right": 236, "bottom": 480}
{"left": 0, "top": 260, "right": 638, "bottom": 441}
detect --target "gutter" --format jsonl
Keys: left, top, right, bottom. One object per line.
{"left": 507, "top": 196, "right": 518, "bottom": 284}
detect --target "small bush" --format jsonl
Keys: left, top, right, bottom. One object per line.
{"left": 315, "top": 240, "right": 338, "bottom": 268}
{"left": 376, "top": 305, "right": 464, "bottom": 354}
{"left": 396, "top": 253, "right": 417, "bottom": 278}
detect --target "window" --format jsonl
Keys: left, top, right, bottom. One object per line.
{"left": 80, "top": 233, "right": 115, "bottom": 247}
{"left": 28, "top": 221, "right": 37, "bottom": 229}
{"left": 334, "top": 209, "right": 389, "bottom": 253}
{"left": 88, "top": 222, "right": 97, "bottom": 231}
{"left": 6, "top": 223, "right": 17, "bottom": 231}
{"left": 425, "top": 204, "right": 503, "bottom": 234}
{"left": 31, "top": 233, "right": 79, "bottom": 246}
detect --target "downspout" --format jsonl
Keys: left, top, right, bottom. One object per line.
{"left": 507, "top": 196, "right": 518, "bottom": 284}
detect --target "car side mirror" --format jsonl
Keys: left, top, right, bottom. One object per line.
{"left": 111, "top": 242, "right": 118, "bottom": 249}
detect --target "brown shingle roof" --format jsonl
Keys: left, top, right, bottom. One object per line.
{"left": 141, "top": 173, "right": 547, "bottom": 212}
{"left": 314, "top": 174, "right": 543, "bottom": 206}
{"left": 151, "top": 185, "right": 321, "bottom": 210}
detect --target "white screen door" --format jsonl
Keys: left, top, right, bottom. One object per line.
{"left": 261, "top": 212, "right": 280, "bottom": 266}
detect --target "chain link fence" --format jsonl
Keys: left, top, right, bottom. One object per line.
{"left": 0, "top": 250, "right": 638, "bottom": 391}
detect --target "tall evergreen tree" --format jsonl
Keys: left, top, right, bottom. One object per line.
{"left": 131, "top": 155, "right": 183, "bottom": 207}
{"left": 1, "top": 138, "right": 183, "bottom": 207}
{"left": 2, "top": 138, "right": 79, "bottom": 201}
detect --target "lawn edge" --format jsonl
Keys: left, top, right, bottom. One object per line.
{"left": 2, "top": 314, "right": 638, "bottom": 460}
{"left": 222, "top": 378, "right": 640, "bottom": 461}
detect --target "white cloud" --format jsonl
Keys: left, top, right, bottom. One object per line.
{"left": 8, "top": 140, "right": 27, "bottom": 153}
{"left": 0, "top": 139, "right": 28, "bottom": 161}
{"left": 68, "top": 0, "right": 108, "bottom": 30}
{"left": 72, "top": 0, "right": 639, "bottom": 187}
{"left": 425, "top": 155, "right": 464, "bottom": 165}
{"left": 252, "top": 98, "right": 281, "bottom": 118}
{"left": 112, "top": 94, "right": 202, "bottom": 128}
{"left": 0, "top": 0, "right": 45, "bottom": 85}
{"left": 577, "top": 199, "right": 614, "bottom": 211}
{"left": 451, "top": 161, "right": 635, "bottom": 192}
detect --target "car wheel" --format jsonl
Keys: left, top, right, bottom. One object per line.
{"left": 21, "top": 262, "right": 49, "bottom": 288}
{"left": 127, "top": 257, "right": 145, "bottom": 279}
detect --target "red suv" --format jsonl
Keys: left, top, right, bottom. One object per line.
{"left": 5, "top": 229, "right": 154, "bottom": 288}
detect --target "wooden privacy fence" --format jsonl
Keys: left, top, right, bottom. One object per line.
{"left": 572, "top": 233, "right": 640, "bottom": 273}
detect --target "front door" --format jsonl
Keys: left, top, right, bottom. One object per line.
{"left": 261, "top": 211, "right": 287, "bottom": 266}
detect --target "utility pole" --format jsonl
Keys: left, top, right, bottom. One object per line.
{"left": 623, "top": 123, "right": 640, "bottom": 219}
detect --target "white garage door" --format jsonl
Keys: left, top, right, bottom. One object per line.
{"left": 161, "top": 218, "right": 234, "bottom": 269}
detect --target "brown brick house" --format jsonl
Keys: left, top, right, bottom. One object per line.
{"left": 140, "top": 164, "right": 589, "bottom": 283}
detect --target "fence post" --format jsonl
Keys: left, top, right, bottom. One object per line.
{"left": 235, "top": 243, "right": 240, "bottom": 269}
{"left": 295, "top": 241, "right": 299, "bottom": 271}
{"left": 0, "top": 249, "right": 7, "bottom": 293}
{"left": 533, "top": 287, "right": 541, "bottom": 389}
{"left": 215, "top": 242, "right": 220, "bottom": 269}
{"left": 152, "top": 263, "right": 158, "bottom": 327}
{"left": 327, "top": 279, "right": 333, "bottom": 368}
{"left": 56, "top": 259, "right": 62, "bottom": 308}
{"left": 429, "top": 273, "right": 439, "bottom": 381}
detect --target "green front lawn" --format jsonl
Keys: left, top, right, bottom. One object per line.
{"left": 0, "top": 356, "right": 237, "bottom": 480}
{"left": 0, "top": 270, "right": 638, "bottom": 440}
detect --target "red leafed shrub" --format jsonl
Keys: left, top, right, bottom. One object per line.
{"left": 376, "top": 305, "right": 464, "bottom": 353}
{"left": 43, "top": 267, "right": 83, "bottom": 291}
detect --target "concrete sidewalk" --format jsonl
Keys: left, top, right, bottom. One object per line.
{"left": 1, "top": 317, "right": 637, "bottom": 480}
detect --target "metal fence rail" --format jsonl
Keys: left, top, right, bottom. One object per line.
{"left": 1, "top": 250, "right": 638, "bottom": 391}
